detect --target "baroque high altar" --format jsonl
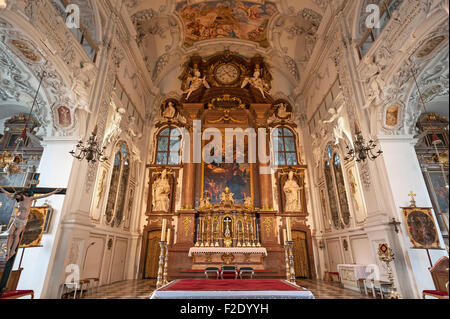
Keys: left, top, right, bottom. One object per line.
{"left": 139, "top": 51, "right": 315, "bottom": 279}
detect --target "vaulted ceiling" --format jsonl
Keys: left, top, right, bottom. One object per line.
{"left": 124, "top": 0, "right": 330, "bottom": 93}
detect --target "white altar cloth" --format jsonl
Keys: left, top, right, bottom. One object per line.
{"left": 337, "top": 264, "right": 373, "bottom": 291}
{"left": 188, "top": 247, "right": 267, "bottom": 257}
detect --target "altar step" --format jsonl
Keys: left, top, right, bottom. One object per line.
{"left": 174, "top": 269, "right": 284, "bottom": 280}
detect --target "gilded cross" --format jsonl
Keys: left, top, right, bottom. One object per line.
{"left": 408, "top": 191, "right": 417, "bottom": 207}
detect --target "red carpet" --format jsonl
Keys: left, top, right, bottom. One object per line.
{"left": 161, "top": 279, "right": 306, "bottom": 291}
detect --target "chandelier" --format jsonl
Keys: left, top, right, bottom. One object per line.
{"left": 345, "top": 123, "right": 383, "bottom": 162}
{"left": 69, "top": 125, "right": 108, "bottom": 163}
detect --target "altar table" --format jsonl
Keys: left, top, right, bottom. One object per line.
{"left": 188, "top": 247, "right": 267, "bottom": 269}
{"left": 150, "top": 279, "right": 315, "bottom": 299}
{"left": 337, "top": 264, "right": 374, "bottom": 292}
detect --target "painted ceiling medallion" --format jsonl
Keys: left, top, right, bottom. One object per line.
{"left": 9, "top": 39, "right": 41, "bottom": 62}
{"left": 415, "top": 36, "right": 446, "bottom": 58}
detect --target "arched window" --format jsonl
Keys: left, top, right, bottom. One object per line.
{"left": 272, "top": 127, "right": 298, "bottom": 166}
{"left": 155, "top": 127, "right": 182, "bottom": 165}
{"left": 324, "top": 145, "right": 351, "bottom": 228}
{"left": 105, "top": 143, "right": 131, "bottom": 226}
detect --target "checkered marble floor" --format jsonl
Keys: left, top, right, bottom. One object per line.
{"left": 297, "top": 279, "right": 370, "bottom": 299}
{"left": 82, "top": 279, "right": 369, "bottom": 299}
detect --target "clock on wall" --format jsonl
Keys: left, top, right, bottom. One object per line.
{"left": 214, "top": 63, "right": 241, "bottom": 85}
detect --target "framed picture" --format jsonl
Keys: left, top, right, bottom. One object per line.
{"left": 402, "top": 207, "right": 442, "bottom": 249}
{"left": 19, "top": 206, "right": 52, "bottom": 248}
{"left": 425, "top": 171, "right": 449, "bottom": 215}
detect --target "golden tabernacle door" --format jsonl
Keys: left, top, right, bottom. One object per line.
{"left": 292, "top": 230, "right": 310, "bottom": 278}
{"left": 143, "top": 230, "right": 161, "bottom": 279}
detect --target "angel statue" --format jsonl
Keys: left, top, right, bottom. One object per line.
{"left": 322, "top": 105, "right": 344, "bottom": 124}
{"left": 184, "top": 67, "right": 210, "bottom": 100}
{"left": 241, "top": 66, "right": 270, "bottom": 98}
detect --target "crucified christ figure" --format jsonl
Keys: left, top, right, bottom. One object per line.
{"left": 0, "top": 186, "right": 62, "bottom": 261}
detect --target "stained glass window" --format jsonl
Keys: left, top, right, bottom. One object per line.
{"left": 272, "top": 127, "right": 298, "bottom": 166}
{"left": 104, "top": 143, "right": 131, "bottom": 227}
{"left": 333, "top": 154, "right": 351, "bottom": 225}
{"left": 156, "top": 127, "right": 182, "bottom": 165}
{"left": 324, "top": 161, "right": 340, "bottom": 229}
{"left": 323, "top": 145, "right": 352, "bottom": 228}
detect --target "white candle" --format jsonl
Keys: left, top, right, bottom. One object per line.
{"left": 166, "top": 228, "right": 171, "bottom": 245}
{"left": 161, "top": 219, "right": 167, "bottom": 241}
{"left": 286, "top": 218, "right": 292, "bottom": 241}
{"left": 283, "top": 229, "right": 287, "bottom": 245}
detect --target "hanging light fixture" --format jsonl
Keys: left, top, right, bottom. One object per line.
{"left": 69, "top": 125, "right": 108, "bottom": 163}
{"left": 344, "top": 122, "right": 383, "bottom": 162}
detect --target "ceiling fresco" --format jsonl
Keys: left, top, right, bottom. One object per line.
{"left": 175, "top": 1, "right": 278, "bottom": 48}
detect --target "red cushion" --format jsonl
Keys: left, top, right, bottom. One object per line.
{"left": 423, "top": 290, "right": 449, "bottom": 297}
{"left": 0, "top": 290, "right": 34, "bottom": 298}
{"left": 329, "top": 272, "right": 339, "bottom": 275}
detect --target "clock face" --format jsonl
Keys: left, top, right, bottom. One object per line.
{"left": 215, "top": 63, "right": 240, "bottom": 85}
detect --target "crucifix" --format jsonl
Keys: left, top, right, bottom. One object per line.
{"left": 388, "top": 218, "right": 402, "bottom": 233}
{"left": 408, "top": 190, "right": 417, "bottom": 207}
{"left": 0, "top": 173, "right": 66, "bottom": 294}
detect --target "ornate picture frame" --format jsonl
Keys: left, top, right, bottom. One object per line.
{"left": 401, "top": 207, "right": 442, "bottom": 250}
{"left": 19, "top": 206, "right": 52, "bottom": 248}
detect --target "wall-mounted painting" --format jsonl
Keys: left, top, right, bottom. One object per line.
{"left": 176, "top": 1, "right": 278, "bottom": 48}
{"left": 427, "top": 171, "right": 449, "bottom": 215}
{"left": 19, "top": 206, "right": 53, "bottom": 248}
{"left": 402, "top": 207, "right": 442, "bottom": 250}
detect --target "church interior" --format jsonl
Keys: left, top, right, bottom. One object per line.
{"left": 0, "top": 0, "right": 448, "bottom": 300}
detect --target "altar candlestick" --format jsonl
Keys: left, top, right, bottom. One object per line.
{"left": 286, "top": 218, "right": 292, "bottom": 241}
{"left": 283, "top": 229, "right": 287, "bottom": 246}
{"left": 166, "top": 228, "right": 171, "bottom": 245}
{"left": 161, "top": 219, "right": 167, "bottom": 241}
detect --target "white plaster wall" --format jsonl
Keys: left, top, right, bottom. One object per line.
{"left": 378, "top": 135, "right": 449, "bottom": 298}
{"left": 13, "top": 137, "right": 77, "bottom": 298}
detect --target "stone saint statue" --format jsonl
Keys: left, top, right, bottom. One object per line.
{"left": 71, "top": 62, "right": 95, "bottom": 113}
{"left": 363, "top": 55, "right": 385, "bottom": 107}
{"left": 152, "top": 170, "right": 170, "bottom": 212}
{"left": 184, "top": 68, "right": 210, "bottom": 100}
{"left": 104, "top": 106, "right": 126, "bottom": 144}
{"left": 241, "top": 67, "right": 270, "bottom": 98}
{"left": 163, "top": 101, "right": 176, "bottom": 119}
{"left": 283, "top": 171, "right": 301, "bottom": 212}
